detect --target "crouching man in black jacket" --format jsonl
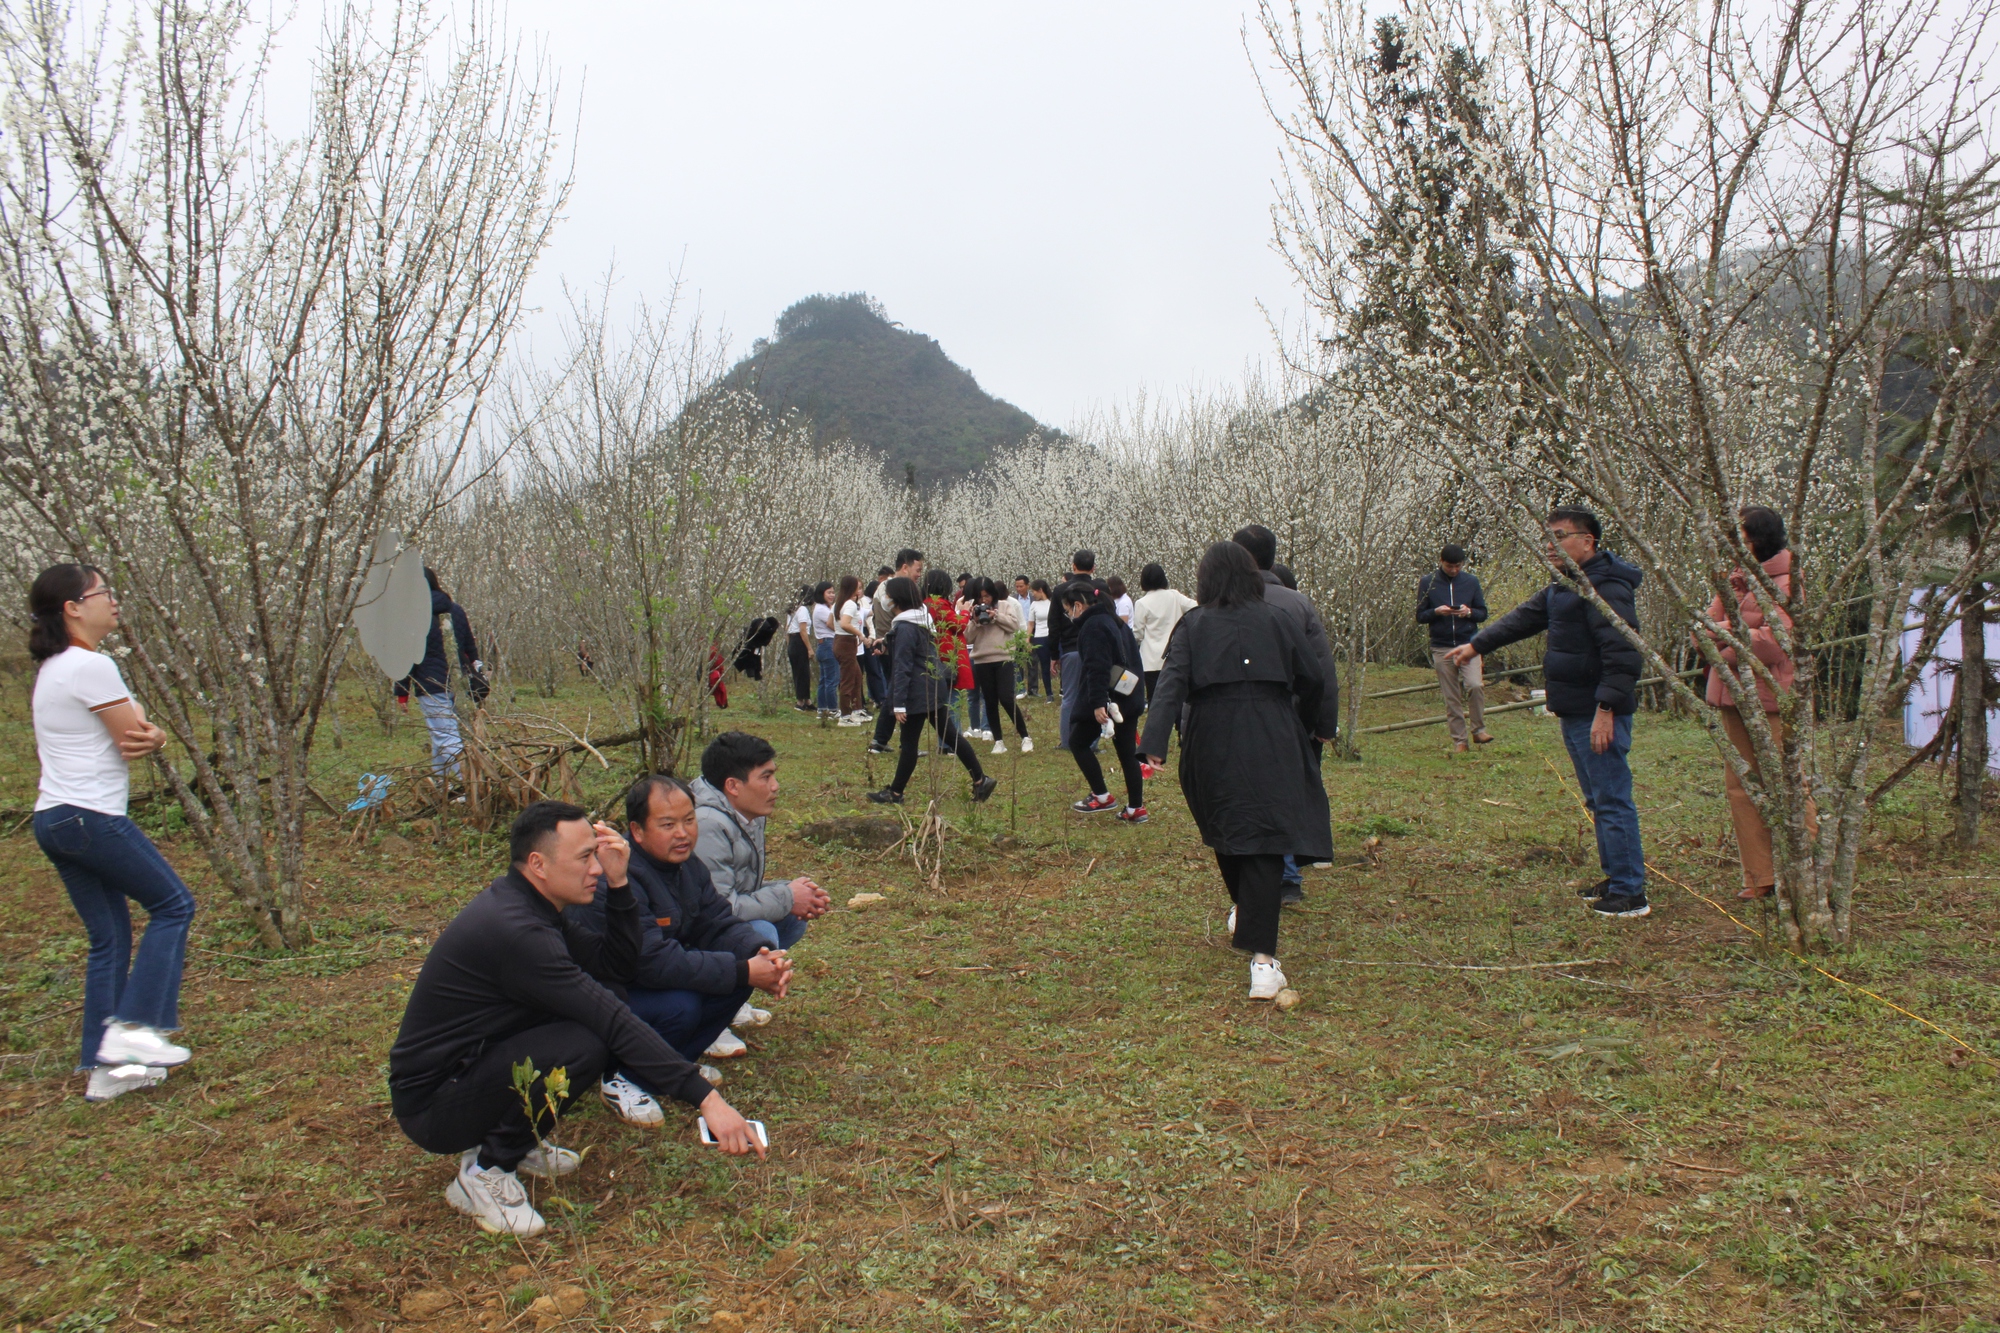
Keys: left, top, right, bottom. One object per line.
{"left": 581, "top": 774, "right": 793, "bottom": 1129}
{"left": 389, "top": 801, "right": 765, "bottom": 1237}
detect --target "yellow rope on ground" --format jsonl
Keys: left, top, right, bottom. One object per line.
{"left": 1537, "top": 754, "right": 1994, "bottom": 1065}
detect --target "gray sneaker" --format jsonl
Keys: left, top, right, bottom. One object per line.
{"left": 445, "top": 1152, "right": 545, "bottom": 1236}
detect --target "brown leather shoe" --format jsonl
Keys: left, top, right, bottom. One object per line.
{"left": 1736, "top": 884, "right": 1773, "bottom": 900}
{"left": 1454, "top": 741, "right": 1470, "bottom": 752}
{"left": 1472, "top": 730, "right": 1495, "bottom": 744}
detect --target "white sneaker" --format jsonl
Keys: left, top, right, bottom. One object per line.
{"left": 84, "top": 1064, "right": 166, "bottom": 1102}
{"left": 836, "top": 713, "right": 863, "bottom": 727}
{"left": 446, "top": 1151, "right": 545, "bottom": 1236}
{"left": 699, "top": 1064, "right": 724, "bottom": 1086}
{"left": 518, "top": 1141, "right": 581, "bottom": 1179}
{"left": 734, "top": 1002, "right": 772, "bottom": 1028}
{"left": 705, "top": 1028, "right": 748, "bottom": 1059}
{"left": 1249, "top": 960, "right": 1288, "bottom": 1000}
{"left": 1019, "top": 736, "right": 1034, "bottom": 752}
{"left": 1227, "top": 906, "right": 1237, "bottom": 934}
{"left": 96, "top": 1021, "right": 190, "bottom": 1068}
{"left": 598, "top": 1074, "right": 665, "bottom": 1127}
{"left": 991, "top": 740, "right": 1007, "bottom": 755}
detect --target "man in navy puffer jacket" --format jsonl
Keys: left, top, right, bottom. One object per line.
{"left": 568, "top": 774, "right": 795, "bottom": 1127}
{"left": 1448, "top": 507, "right": 1651, "bottom": 918}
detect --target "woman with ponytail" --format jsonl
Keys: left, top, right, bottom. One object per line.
{"left": 28, "top": 564, "right": 197, "bottom": 1102}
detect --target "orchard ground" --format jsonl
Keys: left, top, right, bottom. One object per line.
{"left": 0, "top": 665, "right": 1995, "bottom": 1332}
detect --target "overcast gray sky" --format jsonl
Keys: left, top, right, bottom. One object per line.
{"left": 497, "top": 1, "right": 1300, "bottom": 427}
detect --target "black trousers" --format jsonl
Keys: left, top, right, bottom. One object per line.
{"left": 1068, "top": 706, "right": 1143, "bottom": 808}
{"left": 872, "top": 699, "right": 898, "bottom": 747}
{"left": 972, "top": 661, "right": 1029, "bottom": 740}
{"left": 1029, "top": 641, "right": 1054, "bottom": 695}
{"left": 396, "top": 1020, "right": 608, "bottom": 1172}
{"left": 890, "top": 710, "right": 984, "bottom": 792}
{"left": 1217, "top": 853, "right": 1285, "bottom": 957}
{"left": 788, "top": 637, "right": 812, "bottom": 703}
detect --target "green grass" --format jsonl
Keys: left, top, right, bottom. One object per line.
{"left": 0, "top": 665, "right": 1995, "bottom": 1331}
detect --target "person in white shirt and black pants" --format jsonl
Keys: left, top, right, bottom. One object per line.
{"left": 27, "top": 564, "right": 197, "bottom": 1103}
{"left": 784, "top": 588, "right": 814, "bottom": 712}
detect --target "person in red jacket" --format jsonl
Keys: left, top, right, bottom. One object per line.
{"left": 1700, "top": 505, "right": 1817, "bottom": 900}
{"left": 922, "top": 570, "right": 977, "bottom": 734}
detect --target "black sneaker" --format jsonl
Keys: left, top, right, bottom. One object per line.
{"left": 1577, "top": 878, "right": 1611, "bottom": 899}
{"left": 971, "top": 776, "right": 998, "bottom": 803}
{"left": 1281, "top": 881, "right": 1304, "bottom": 905}
{"left": 1592, "top": 893, "right": 1650, "bottom": 918}
{"left": 866, "top": 742, "right": 890, "bottom": 754}
{"left": 866, "top": 788, "right": 903, "bottom": 805}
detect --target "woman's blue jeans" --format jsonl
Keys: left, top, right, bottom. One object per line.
{"left": 814, "top": 638, "right": 839, "bottom": 712}
{"left": 33, "top": 805, "right": 197, "bottom": 1069}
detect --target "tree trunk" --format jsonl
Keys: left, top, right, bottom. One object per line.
{"left": 1959, "top": 581, "right": 1989, "bottom": 849}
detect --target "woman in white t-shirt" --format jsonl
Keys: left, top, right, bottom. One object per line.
{"left": 809, "top": 582, "right": 839, "bottom": 716}
{"left": 1027, "top": 579, "right": 1054, "bottom": 698}
{"left": 832, "top": 573, "right": 870, "bottom": 723}
{"left": 28, "top": 564, "right": 196, "bottom": 1103}
{"left": 1108, "top": 575, "right": 1135, "bottom": 625}
{"left": 784, "top": 589, "right": 815, "bottom": 712}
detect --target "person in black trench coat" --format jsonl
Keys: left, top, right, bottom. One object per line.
{"left": 1139, "top": 541, "right": 1334, "bottom": 1001}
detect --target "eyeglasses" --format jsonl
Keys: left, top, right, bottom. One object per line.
{"left": 1546, "top": 529, "right": 1586, "bottom": 542}
{"left": 73, "top": 586, "right": 117, "bottom": 604}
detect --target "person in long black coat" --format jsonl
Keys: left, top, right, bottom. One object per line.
{"left": 1140, "top": 541, "right": 1333, "bottom": 1000}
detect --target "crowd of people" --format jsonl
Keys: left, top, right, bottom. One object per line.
{"left": 24, "top": 501, "right": 1818, "bottom": 1234}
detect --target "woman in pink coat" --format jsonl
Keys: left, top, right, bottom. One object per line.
{"left": 1702, "top": 506, "right": 1818, "bottom": 900}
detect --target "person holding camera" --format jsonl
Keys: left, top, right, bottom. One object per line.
{"left": 965, "top": 577, "right": 1032, "bottom": 755}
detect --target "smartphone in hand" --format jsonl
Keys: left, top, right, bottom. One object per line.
{"left": 697, "top": 1116, "right": 769, "bottom": 1149}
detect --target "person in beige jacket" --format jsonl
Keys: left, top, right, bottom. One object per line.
{"left": 964, "top": 577, "right": 1033, "bottom": 754}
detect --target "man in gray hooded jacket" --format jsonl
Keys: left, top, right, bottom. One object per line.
{"left": 690, "top": 731, "right": 830, "bottom": 953}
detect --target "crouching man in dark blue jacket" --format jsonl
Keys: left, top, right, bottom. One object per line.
{"left": 575, "top": 774, "right": 794, "bottom": 1129}
{"left": 1446, "top": 507, "right": 1651, "bottom": 919}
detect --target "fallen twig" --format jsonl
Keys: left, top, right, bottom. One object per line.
{"left": 1319, "top": 958, "right": 1611, "bottom": 973}
{"left": 1661, "top": 1158, "right": 1741, "bottom": 1175}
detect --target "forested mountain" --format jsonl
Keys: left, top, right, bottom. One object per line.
{"left": 723, "top": 292, "right": 1046, "bottom": 483}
